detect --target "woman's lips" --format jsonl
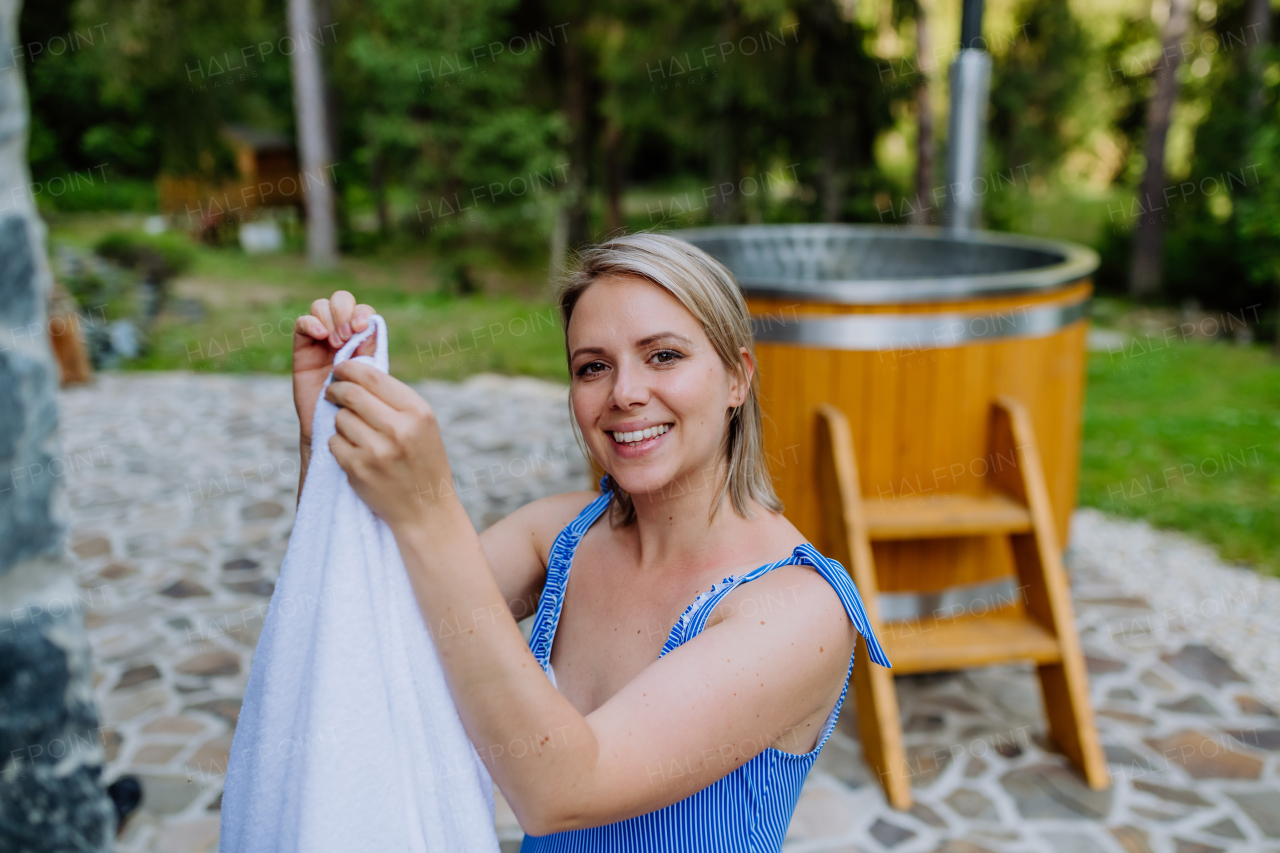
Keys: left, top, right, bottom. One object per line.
{"left": 610, "top": 423, "right": 672, "bottom": 445}
{"left": 607, "top": 423, "right": 673, "bottom": 452}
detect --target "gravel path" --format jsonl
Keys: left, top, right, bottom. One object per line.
{"left": 56, "top": 371, "right": 1280, "bottom": 853}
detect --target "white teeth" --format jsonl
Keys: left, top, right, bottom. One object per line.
{"left": 611, "top": 424, "right": 670, "bottom": 444}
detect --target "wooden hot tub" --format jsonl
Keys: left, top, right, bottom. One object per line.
{"left": 674, "top": 224, "right": 1098, "bottom": 609}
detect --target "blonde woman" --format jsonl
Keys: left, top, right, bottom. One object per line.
{"left": 292, "top": 233, "right": 890, "bottom": 851}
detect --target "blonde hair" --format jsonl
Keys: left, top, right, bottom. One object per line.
{"left": 555, "top": 232, "right": 782, "bottom": 527}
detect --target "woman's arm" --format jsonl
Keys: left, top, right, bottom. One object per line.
{"left": 324, "top": 360, "right": 859, "bottom": 835}
{"left": 296, "top": 433, "right": 311, "bottom": 509}
{"left": 477, "top": 491, "right": 599, "bottom": 622}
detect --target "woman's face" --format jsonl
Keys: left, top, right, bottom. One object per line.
{"left": 567, "top": 274, "right": 751, "bottom": 503}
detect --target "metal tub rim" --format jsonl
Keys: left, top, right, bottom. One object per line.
{"left": 670, "top": 223, "right": 1101, "bottom": 305}
{"left": 750, "top": 288, "right": 1091, "bottom": 352}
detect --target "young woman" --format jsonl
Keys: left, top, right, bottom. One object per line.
{"left": 290, "top": 233, "right": 889, "bottom": 851}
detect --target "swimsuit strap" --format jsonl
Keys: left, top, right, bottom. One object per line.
{"left": 527, "top": 479, "right": 612, "bottom": 673}
{"left": 791, "top": 543, "right": 892, "bottom": 668}
{"left": 659, "top": 542, "right": 892, "bottom": 668}
{"left": 658, "top": 554, "right": 798, "bottom": 657}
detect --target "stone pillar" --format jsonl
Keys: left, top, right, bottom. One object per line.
{"left": 0, "top": 0, "right": 117, "bottom": 848}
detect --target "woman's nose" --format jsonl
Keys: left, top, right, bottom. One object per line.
{"left": 609, "top": 359, "right": 649, "bottom": 409}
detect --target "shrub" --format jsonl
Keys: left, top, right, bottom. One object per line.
{"left": 94, "top": 230, "right": 195, "bottom": 283}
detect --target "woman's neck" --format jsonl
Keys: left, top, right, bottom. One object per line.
{"left": 623, "top": 462, "right": 767, "bottom": 578}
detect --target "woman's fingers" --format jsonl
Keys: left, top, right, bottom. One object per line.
{"left": 329, "top": 291, "right": 357, "bottom": 340}
{"left": 324, "top": 362, "right": 451, "bottom": 527}
{"left": 309, "top": 298, "right": 340, "bottom": 348}
{"left": 352, "top": 304, "right": 377, "bottom": 357}
{"left": 328, "top": 429, "right": 356, "bottom": 473}
{"left": 333, "top": 361, "right": 426, "bottom": 415}
{"left": 325, "top": 376, "right": 401, "bottom": 435}
{"left": 309, "top": 292, "right": 372, "bottom": 351}
{"left": 296, "top": 314, "right": 329, "bottom": 341}
{"left": 332, "top": 404, "right": 380, "bottom": 448}
{"left": 299, "top": 303, "right": 377, "bottom": 346}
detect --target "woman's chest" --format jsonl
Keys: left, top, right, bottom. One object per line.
{"left": 547, "top": 553, "right": 729, "bottom": 717}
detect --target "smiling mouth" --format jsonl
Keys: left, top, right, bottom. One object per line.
{"left": 610, "top": 423, "right": 673, "bottom": 447}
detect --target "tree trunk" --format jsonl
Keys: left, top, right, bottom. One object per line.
{"left": 912, "top": 0, "right": 936, "bottom": 226}
{"left": 819, "top": 131, "right": 842, "bottom": 222}
{"left": 0, "top": 0, "right": 117, "bottom": 847}
{"left": 1247, "top": 0, "right": 1271, "bottom": 118}
{"left": 1128, "top": 0, "right": 1194, "bottom": 299}
{"left": 370, "top": 148, "right": 389, "bottom": 236}
{"left": 315, "top": 0, "right": 346, "bottom": 242}
{"left": 549, "top": 204, "right": 569, "bottom": 281}
{"left": 603, "top": 115, "right": 624, "bottom": 234}
{"left": 289, "top": 0, "right": 338, "bottom": 268}
{"left": 1246, "top": 0, "right": 1278, "bottom": 355}
{"left": 710, "top": 0, "right": 742, "bottom": 223}
{"left": 709, "top": 118, "right": 741, "bottom": 222}
{"left": 561, "top": 37, "right": 592, "bottom": 249}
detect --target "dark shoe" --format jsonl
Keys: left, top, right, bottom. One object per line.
{"left": 107, "top": 775, "right": 143, "bottom": 836}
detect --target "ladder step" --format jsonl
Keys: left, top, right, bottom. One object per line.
{"left": 863, "top": 492, "right": 1033, "bottom": 541}
{"left": 879, "top": 608, "right": 1062, "bottom": 674}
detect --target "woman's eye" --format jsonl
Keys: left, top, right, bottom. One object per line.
{"left": 651, "top": 350, "right": 682, "bottom": 365}
{"left": 576, "top": 360, "right": 608, "bottom": 378}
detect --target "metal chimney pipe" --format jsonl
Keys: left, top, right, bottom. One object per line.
{"left": 960, "top": 0, "right": 985, "bottom": 48}
{"left": 945, "top": 0, "right": 991, "bottom": 231}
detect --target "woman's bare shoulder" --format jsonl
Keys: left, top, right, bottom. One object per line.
{"left": 486, "top": 490, "right": 603, "bottom": 562}
{"left": 520, "top": 490, "right": 602, "bottom": 528}
{"left": 477, "top": 491, "right": 603, "bottom": 610}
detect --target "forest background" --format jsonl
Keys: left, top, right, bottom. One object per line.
{"left": 18, "top": 0, "right": 1280, "bottom": 318}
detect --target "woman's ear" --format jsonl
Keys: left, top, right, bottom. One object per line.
{"left": 729, "top": 346, "right": 755, "bottom": 407}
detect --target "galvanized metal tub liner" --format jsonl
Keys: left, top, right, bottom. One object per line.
{"left": 672, "top": 223, "right": 1099, "bottom": 305}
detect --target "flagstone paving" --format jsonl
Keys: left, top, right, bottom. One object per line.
{"left": 51, "top": 372, "right": 1279, "bottom": 853}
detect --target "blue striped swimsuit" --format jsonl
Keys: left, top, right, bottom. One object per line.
{"left": 521, "top": 482, "right": 891, "bottom": 853}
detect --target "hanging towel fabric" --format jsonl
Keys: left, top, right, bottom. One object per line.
{"left": 220, "top": 315, "right": 500, "bottom": 853}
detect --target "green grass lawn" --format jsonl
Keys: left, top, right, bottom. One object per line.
{"left": 67, "top": 227, "right": 571, "bottom": 382}
{"left": 135, "top": 289, "right": 568, "bottom": 382}
{"left": 1079, "top": 338, "right": 1280, "bottom": 575}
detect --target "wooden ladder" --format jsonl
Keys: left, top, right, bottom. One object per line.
{"left": 815, "top": 396, "right": 1110, "bottom": 810}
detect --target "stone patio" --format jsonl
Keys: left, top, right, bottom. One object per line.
{"left": 51, "top": 372, "right": 1279, "bottom": 853}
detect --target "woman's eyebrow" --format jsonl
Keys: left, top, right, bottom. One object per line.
{"left": 569, "top": 345, "right": 606, "bottom": 360}
{"left": 636, "top": 332, "right": 694, "bottom": 347}
{"left": 570, "top": 333, "right": 693, "bottom": 361}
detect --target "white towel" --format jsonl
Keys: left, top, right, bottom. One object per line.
{"left": 220, "top": 315, "right": 500, "bottom": 853}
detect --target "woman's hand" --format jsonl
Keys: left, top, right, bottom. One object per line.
{"left": 324, "top": 360, "right": 457, "bottom": 529}
{"left": 293, "top": 291, "right": 377, "bottom": 443}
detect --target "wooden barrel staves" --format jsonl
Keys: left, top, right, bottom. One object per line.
{"left": 674, "top": 224, "right": 1098, "bottom": 602}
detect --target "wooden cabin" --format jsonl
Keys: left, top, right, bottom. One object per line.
{"left": 157, "top": 125, "right": 302, "bottom": 237}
